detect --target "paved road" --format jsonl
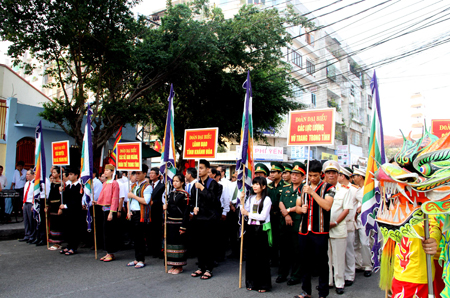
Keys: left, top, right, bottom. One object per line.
{"left": 0, "top": 240, "right": 383, "bottom": 298}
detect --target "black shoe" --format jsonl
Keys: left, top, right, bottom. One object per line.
{"left": 335, "top": 287, "right": 344, "bottom": 295}
{"left": 28, "top": 238, "right": 37, "bottom": 244}
{"left": 287, "top": 279, "right": 301, "bottom": 286}
{"left": 18, "top": 238, "right": 28, "bottom": 242}
{"left": 275, "top": 276, "right": 287, "bottom": 283}
{"left": 344, "top": 280, "right": 353, "bottom": 287}
{"left": 364, "top": 271, "right": 372, "bottom": 277}
{"left": 36, "top": 240, "right": 45, "bottom": 246}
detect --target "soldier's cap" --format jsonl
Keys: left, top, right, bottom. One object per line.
{"left": 270, "top": 162, "right": 284, "bottom": 172}
{"left": 353, "top": 167, "right": 366, "bottom": 177}
{"left": 322, "top": 160, "right": 340, "bottom": 173}
{"left": 282, "top": 163, "right": 293, "bottom": 173}
{"left": 292, "top": 161, "right": 306, "bottom": 175}
{"left": 254, "top": 163, "right": 270, "bottom": 176}
{"left": 340, "top": 167, "right": 352, "bottom": 178}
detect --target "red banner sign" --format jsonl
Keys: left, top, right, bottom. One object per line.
{"left": 431, "top": 119, "right": 450, "bottom": 138}
{"left": 287, "top": 108, "right": 335, "bottom": 146}
{"left": 183, "top": 128, "right": 218, "bottom": 159}
{"left": 52, "top": 141, "right": 70, "bottom": 166}
{"left": 116, "top": 142, "right": 142, "bottom": 171}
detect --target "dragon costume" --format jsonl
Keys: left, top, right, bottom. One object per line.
{"left": 374, "top": 129, "right": 450, "bottom": 297}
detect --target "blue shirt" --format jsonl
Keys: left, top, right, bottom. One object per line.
{"left": 129, "top": 180, "right": 152, "bottom": 211}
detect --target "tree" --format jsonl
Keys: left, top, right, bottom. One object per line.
{"left": 0, "top": 0, "right": 311, "bottom": 160}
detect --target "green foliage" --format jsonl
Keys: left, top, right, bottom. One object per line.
{"left": 0, "top": 0, "right": 311, "bottom": 157}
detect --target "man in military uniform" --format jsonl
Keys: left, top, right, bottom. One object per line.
{"left": 282, "top": 163, "right": 293, "bottom": 184}
{"left": 255, "top": 163, "right": 271, "bottom": 184}
{"left": 277, "top": 161, "right": 306, "bottom": 286}
{"left": 267, "top": 162, "right": 288, "bottom": 267}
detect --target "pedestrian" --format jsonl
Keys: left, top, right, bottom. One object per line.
{"left": 282, "top": 163, "right": 292, "bottom": 184}
{"left": 47, "top": 167, "right": 64, "bottom": 250}
{"left": 240, "top": 176, "right": 272, "bottom": 293}
{"left": 96, "top": 164, "right": 120, "bottom": 262}
{"left": 18, "top": 169, "right": 36, "bottom": 243}
{"left": 277, "top": 161, "right": 306, "bottom": 286}
{"left": 325, "top": 161, "right": 352, "bottom": 295}
{"left": 127, "top": 164, "right": 151, "bottom": 269}
{"left": 190, "top": 159, "right": 220, "bottom": 280}
{"left": 59, "top": 167, "right": 83, "bottom": 255}
{"left": 294, "top": 160, "right": 336, "bottom": 298}
{"left": 148, "top": 167, "right": 165, "bottom": 258}
{"left": 267, "top": 162, "right": 288, "bottom": 267}
{"left": 164, "top": 173, "right": 190, "bottom": 274}
{"left": 9, "top": 161, "right": 27, "bottom": 219}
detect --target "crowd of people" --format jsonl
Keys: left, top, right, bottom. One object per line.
{"left": 2, "top": 158, "right": 378, "bottom": 297}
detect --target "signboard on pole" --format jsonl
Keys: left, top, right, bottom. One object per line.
{"left": 116, "top": 142, "right": 142, "bottom": 171}
{"left": 52, "top": 140, "right": 70, "bottom": 166}
{"left": 183, "top": 128, "right": 218, "bottom": 159}
{"left": 287, "top": 108, "right": 336, "bottom": 146}
{"left": 336, "top": 145, "right": 349, "bottom": 166}
{"left": 290, "top": 146, "right": 313, "bottom": 160}
{"left": 431, "top": 119, "right": 450, "bottom": 138}
{"left": 236, "top": 145, "right": 283, "bottom": 161}
{"left": 321, "top": 152, "right": 338, "bottom": 161}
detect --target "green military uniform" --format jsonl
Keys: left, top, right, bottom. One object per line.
{"left": 267, "top": 162, "right": 287, "bottom": 267}
{"left": 277, "top": 161, "right": 306, "bottom": 284}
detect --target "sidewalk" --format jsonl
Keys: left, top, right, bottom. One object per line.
{"left": 0, "top": 216, "right": 24, "bottom": 240}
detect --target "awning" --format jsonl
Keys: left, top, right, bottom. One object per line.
{"left": 142, "top": 143, "right": 161, "bottom": 159}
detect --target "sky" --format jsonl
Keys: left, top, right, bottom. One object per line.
{"left": 2, "top": 0, "right": 449, "bottom": 137}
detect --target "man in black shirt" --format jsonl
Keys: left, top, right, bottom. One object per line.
{"left": 190, "top": 159, "right": 220, "bottom": 280}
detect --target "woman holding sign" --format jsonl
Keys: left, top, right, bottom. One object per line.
{"left": 163, "top": 173, "right": 190, "bottom": 274}
{"left": 240, "top": 176, "right": 272, "bottom": 293}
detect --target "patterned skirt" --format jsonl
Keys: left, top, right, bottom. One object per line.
{"left": 166, "top": 219, "right": 187, "bottom": 267}
{"left": 48, "top": 200, "right": 63, "bottom": 244}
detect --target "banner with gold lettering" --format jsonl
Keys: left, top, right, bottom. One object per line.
{"left": 287, "top": 108, "right": 335, "bottom": 146}
{"left": 52, "top": 140, "right": 70, "bottom": 166}
{"left": 431, "top": 119, "right": 450, "bottom": 138}
{"left": 183, "top": 128, "right": 218, "bottom": 159}
{"left": 116, "top": 142, "right": 142, "bottom": 171}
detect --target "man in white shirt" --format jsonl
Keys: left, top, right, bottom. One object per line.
{"left": 9, "top": 161, "right": 27, "bottom": 217}
{"left": 18, "top": 170, "right": 36, "bottom": 243}
{"left": 0, "top": 165, "right": 7, "bottom": 190}
{"left": 328, "top": 165, "right": 353, "bottom": 295}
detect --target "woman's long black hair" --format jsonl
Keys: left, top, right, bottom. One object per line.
{"left": 251, "top": 176, "right": 268, "bottom": 213}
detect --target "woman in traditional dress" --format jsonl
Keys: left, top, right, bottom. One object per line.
{"left": 47, "top": 167, "right": 64, "bottom": 250}
{"left": 163, "top": 173, "right": 190, "bottom": 274}
{"left": 240, "top": 176, "right": 272, "bottom": 293}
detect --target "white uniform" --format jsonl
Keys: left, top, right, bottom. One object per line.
{"left": 328, "top": 183, "right": 353, "bottom": 288}
{"left": 354, "top": 186, "right": 373, "bottom": 271}
{"left": 344, "top": 184, "right": 358, "bottom": 281}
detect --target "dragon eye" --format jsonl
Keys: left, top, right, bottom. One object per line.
{"left": 419, "top": 164, "right": 432, "bottom": 176}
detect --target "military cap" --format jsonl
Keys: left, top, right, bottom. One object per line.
{"left": 255, "top": 163, "right": 270, "bottom": 176}
{"left": 283, "top": 163, "right": 293, "bottom": 173}
{"left": 353, "top": 167, "right": 366, "bottom": 177}
{"left": 340, "top": 166, "right": 352, "bottom": 178}
{"left": 292, "top": 161, "right": 306, "bottom": 175}
{"left": 323, "top": 160, "right": 340, "bottom": 173}
{"left": 270, "top": 162, "right": 284, "bottom": 172}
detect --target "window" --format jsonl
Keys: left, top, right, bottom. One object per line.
{"left": 306, "top": 60, "right": 315, "bottom": 75}
{"left": 292, "top": 84, "right": 303, "bottom": 99}
{"left": 305, "top": 32, "right": 314, "bottom": 46}
{"left": 291, "top": 50, "right": 302, "bottom": 68}
{"left": 311, "top": 93, "right": 316, "bottom": 107}
{"left": 352, "top": 132, "right": 361, "bottom": 146}
{"left": 350, "top": 84, "right": 355, "bottom": 97}
{"left": 368, "top": 95, "right": 373, "bottom": 109}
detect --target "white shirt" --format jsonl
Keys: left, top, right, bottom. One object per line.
{"left": 12, "top": 169, "right": 27, "bottom": 189}
{"left": 129, "top": 180, "right": 152, "bottom": 211}
{"left": 185, "top": 179, "right": 197, "bottom": 196}
{"left": 23, "top": 180, "right": 34, "bottom": 203}
{"left": 329, "top": 183, "right": 353, "bottom": 239}
{"left": 241, "top": 195, "right": 272, "bottom": 225}
{"left": 118, "top": 177, "right": 130, "bottom": 204}
{"left": 219, "top": 178, "right": 230, "bottom": 216}
{"left": 346, "top": 184, "right": 359, "bottom": 232}
{"left": 355, "top": 186, "right": 365, "bottom": 229}
{"left": 93, "top": 177, "right": 102, "bottom": 201}
{"left": 0, "top": 175, "right": 7, "bottom": 189}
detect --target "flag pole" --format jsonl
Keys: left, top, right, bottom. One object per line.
{"left": 195, "top": 160, "right": 199, "bottom": 207}
{"left": 164, "top": 162, "right": 168, "bottom": 273}
{"left": 60, "top": 166, "right": 64, "bottom": 205}
{"left": 44, "top": 180, "right": 49, "bottom": 249}
{"left": 92, "top": 178, "right": 98, "bottom": 260}
{"left": 424, "top": 214, "right": 435, "bottom": 297}
{"left": 239, "top": 168, "right": 245, "bottom": 289}
{"left": 304, "top": 145, "right": 311, "bottom": 205}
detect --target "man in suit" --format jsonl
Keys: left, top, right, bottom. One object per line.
{"left": 148, "top": 167, "right": 165, "bottom": 258}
